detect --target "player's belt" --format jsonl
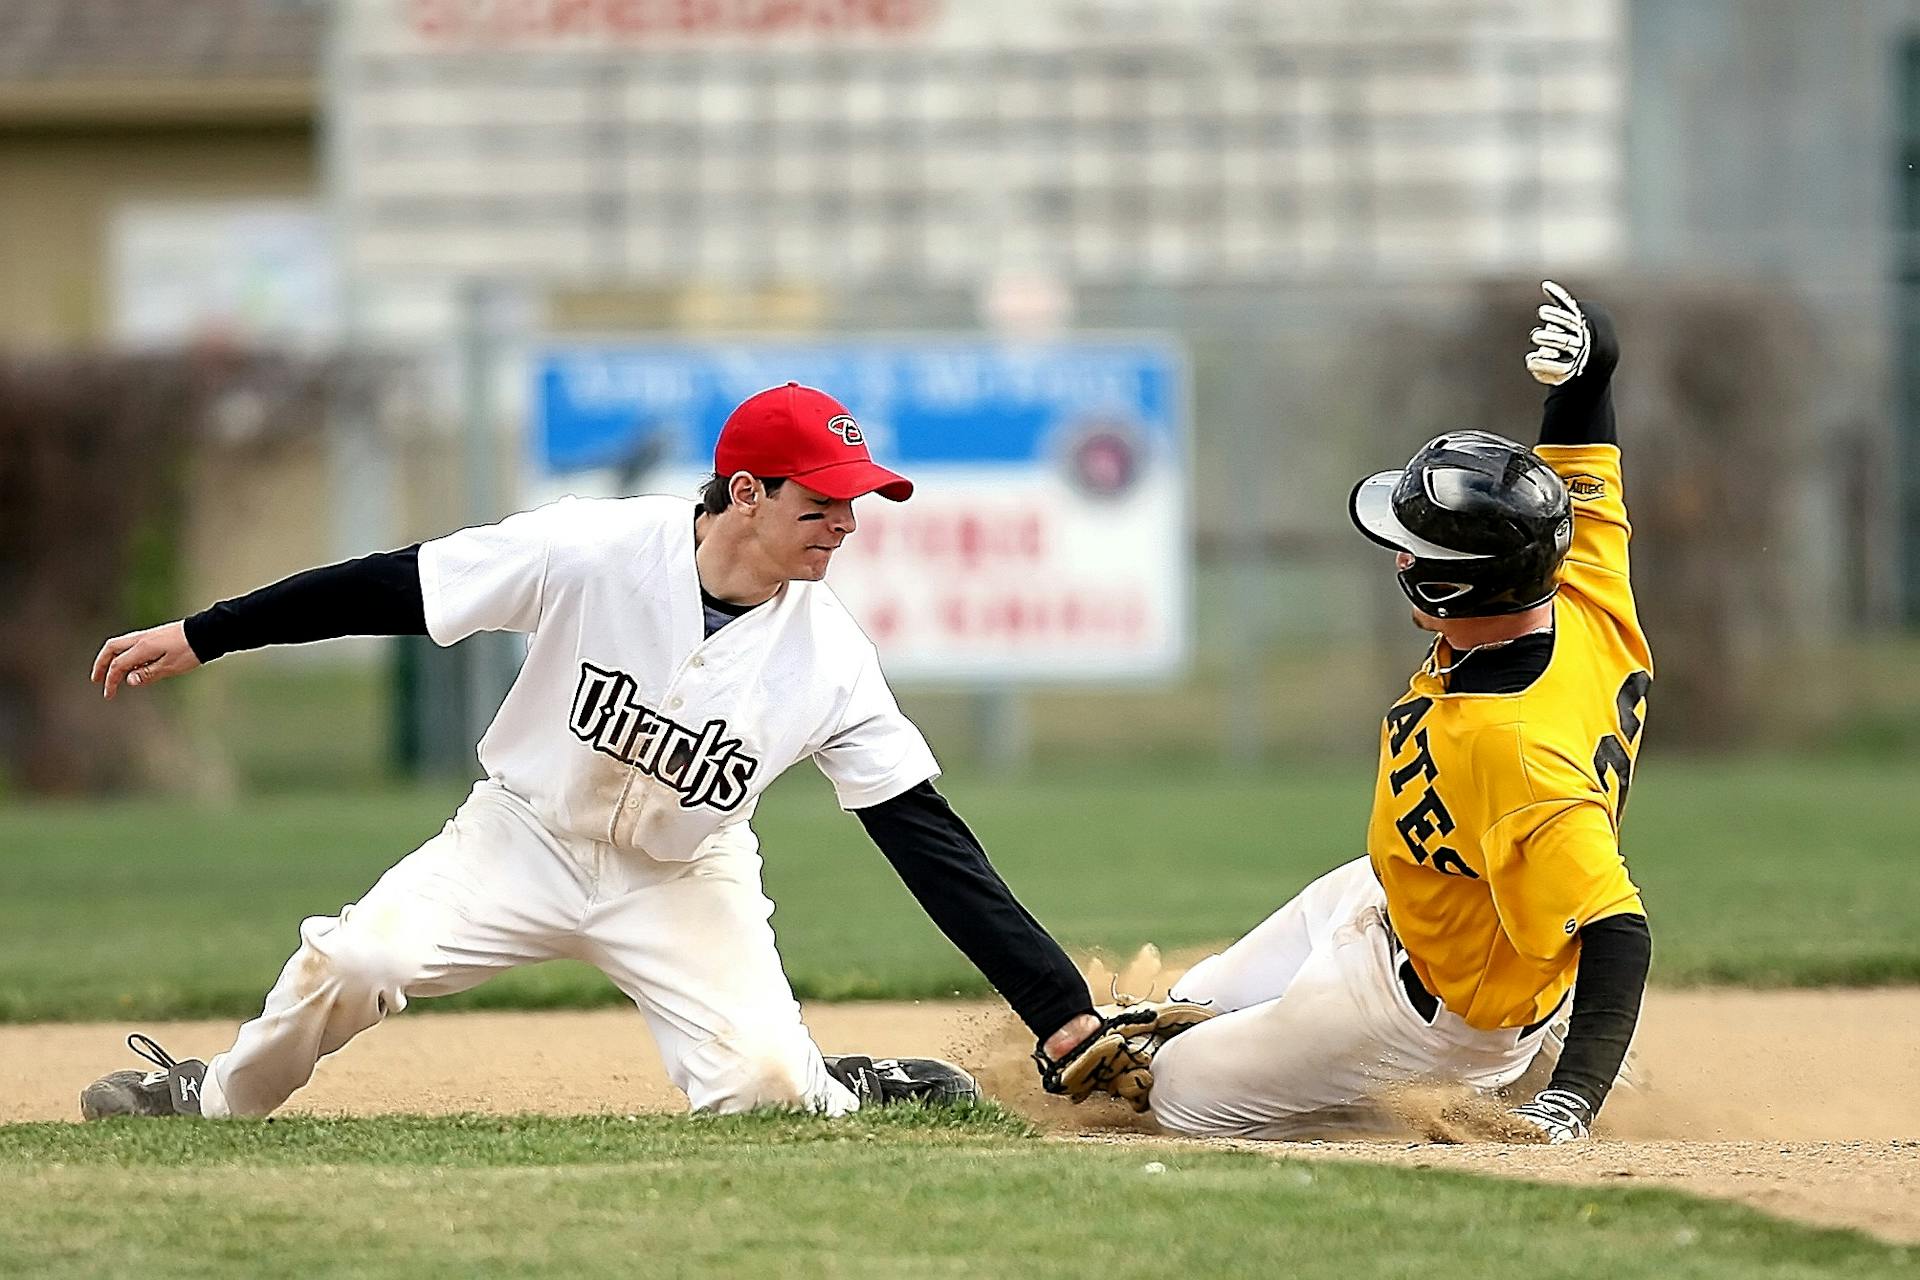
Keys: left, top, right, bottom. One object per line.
{"left": 1395, "top": 956, "right": 1444, "bottom": 1024}
{"left": 1395, "top": 958, "right": 1563, "bottom": 1037}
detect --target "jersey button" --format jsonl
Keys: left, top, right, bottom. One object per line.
{"left": 692, "top": 656, "right": 705, "bottom": 668}
{"left": 625, "top": 798, "right": 640, "bottom": 810}
{"left": 669, "top": 697, "right": 684, "bottom": 709}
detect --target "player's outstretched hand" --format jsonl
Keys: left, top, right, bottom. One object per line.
{"left": 1508, "top": 1087, "right": 1595, "bottom": 1144}
{"left": 1525, "top": 280, "right": 1619, "bottom": 389}
{"left": 1525, "top": 280, "right": 1593, "bottom": 386}
{"left": 92, "top": 620, "right": 201, "bottom": 699}
{"left": 1033, "top": 999, "right": 1216, "bottom": 1112}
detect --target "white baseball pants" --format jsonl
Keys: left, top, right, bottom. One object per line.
{"left": 198, "top": 780, "right": 856, "bottom": 1119}
{"left": 1150, "top": 856, "right": 1549, "bottom": 1139}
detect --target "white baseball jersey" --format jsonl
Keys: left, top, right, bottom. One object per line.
{"left": 416, "top": 494, "right": 939, "bottom": 860}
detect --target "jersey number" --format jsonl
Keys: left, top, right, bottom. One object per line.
{"left": 1593, "top": 671, "right": 1652, "bottom": 823}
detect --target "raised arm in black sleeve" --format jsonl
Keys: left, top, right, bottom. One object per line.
{"left": 1548, "top": 912, "right": 1651, "bottom": 1114}
{"left": 855, "top": 781, "right": 1094, "bottom": 1039}
{"left": 1537, "top": 302, "right": 1619, "bottom": 448}
{"left": 182, "top": 546, "right": 427, "bottom": 663}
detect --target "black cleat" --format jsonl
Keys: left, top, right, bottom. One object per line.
{"left": 824, "top": 1055, "right": 981, "bottom": 1107}
{"left": 80, "top": 1034, "right": 208, "bottom": 1120}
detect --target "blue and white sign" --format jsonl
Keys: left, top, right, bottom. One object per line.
{"left": 531, "top": 338, "right": 1190, "bottom": 683}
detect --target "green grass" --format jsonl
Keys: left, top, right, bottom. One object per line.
{"left": 177, "top": 656, "right": 394, "bottom": 791}
{"left": 0, "top": 1111, "right": 1909, "bottom": 1279}
{"left": 1, "top": 755, "right": 1916, "bottom": 1023}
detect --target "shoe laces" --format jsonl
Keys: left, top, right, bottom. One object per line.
{"left": 831, "top": 1056, "right": 914, "bottom": 1102}
{"left": 867, "top": 1060, "right": 932, "bottom": 1099}
{"left": 127, "top": 1033, "right": 181, "bottom": 1073}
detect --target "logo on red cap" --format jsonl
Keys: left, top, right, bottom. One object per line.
{"left": 714, "top": 383, "right": 913, "bottom": 502}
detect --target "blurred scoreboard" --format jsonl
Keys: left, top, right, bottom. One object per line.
{"left": 531, "top": 339, "right": 1190, "bottom": 682}
{"left": 330, "top": 0, "right": 1625, "bottom": 317}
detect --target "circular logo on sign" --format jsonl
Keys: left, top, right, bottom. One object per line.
{"left": 1059, "top": 419, "right": 1147, "bottom": 500}
{"left": 826, "top": 415, "right": 865, "bottom": 447}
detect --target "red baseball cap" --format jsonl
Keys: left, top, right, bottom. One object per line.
{"left": 714, "top": 383, "right": 913, "bottom": 502}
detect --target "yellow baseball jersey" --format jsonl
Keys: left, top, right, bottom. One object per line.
{"left": 1365, "top": 444, "right": 1653, "bottom": 1032}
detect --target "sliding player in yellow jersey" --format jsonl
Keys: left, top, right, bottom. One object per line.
{"left": 1067, "top": 282, "right": 1651, "bottom": 1141}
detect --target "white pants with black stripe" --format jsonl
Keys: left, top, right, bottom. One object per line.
{"left": 1150, "top": 856, "right": 1550, "bottom": 1140}
{"left": 197, "top": 780, "right": 857, "bottom": 1119}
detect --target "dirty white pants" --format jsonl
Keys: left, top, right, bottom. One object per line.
{"left": 199, "top": 780, "right": 855, "bottom": 1118}
{"left": 1150, "top": 856, "right": 1548, "bottom": 1139}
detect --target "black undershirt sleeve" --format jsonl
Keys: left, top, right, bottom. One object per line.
{"left": 1548, "top": 912, "right": 1651, "bottom": 1114}
{"left": 855, "top": 781, "right": 1095, "bottom": 1040}
{"left": 1536, "top": 302, "right": 1619, "bottom": 448}
{"left": 1537, "top": 378, "right": 1617, "bottom": 448}
{"left": 182, "top": 546, "right": 428, "bottom": 663}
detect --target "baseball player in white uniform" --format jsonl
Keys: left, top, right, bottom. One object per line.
{"left": 82, "top": 383, "right": 1103, "bottom": 1120}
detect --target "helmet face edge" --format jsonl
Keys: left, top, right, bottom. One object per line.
{"left": 1349, "top": 469, "right": 1495, "bottom": 563}
{"left": 1354, "top": 432, "right": 1573, "bottom": 620}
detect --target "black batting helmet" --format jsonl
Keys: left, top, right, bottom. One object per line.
{"left": 1348, "top": 431, "right": 1573, "bottom": 619}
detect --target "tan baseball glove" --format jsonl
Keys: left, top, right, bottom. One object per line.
{"left": 1033, "top": 998, "right": 1216, "bottom": 1112}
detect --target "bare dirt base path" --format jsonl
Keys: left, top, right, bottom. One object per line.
{"left": 5, "top": 990, "right": 1918, "bottom": 1243}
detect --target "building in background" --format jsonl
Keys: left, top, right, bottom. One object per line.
{"left": 0, "top": 0, "right": 321, "bottom": 345}
{"left": 1627, "top": 0, "right": 1917, "bottom": 626}
{"left": 5, "top": 0, "right": 1916, "bottom": 781}
{"left": 332, "top": 0, "right": 1625, "bottom": 324}
{"left": 0, "top": 0, "right": 340, "bottom": 655}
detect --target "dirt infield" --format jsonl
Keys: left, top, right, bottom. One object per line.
{"left": 6, "top": 988, "right": 1918, "bottom": 1243}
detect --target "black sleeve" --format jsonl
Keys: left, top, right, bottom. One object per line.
{"left": 855, "top": 781, "right": 1095, "bottom": 1040}
{"left": 1537, "top": 301, "right": 1620, "bottom": 448}
{"left": 182, "top": 545, "right": 428, "bottom": 663}
{"left": 1547, "top": 912, "right": 1651, "bottom": 1114}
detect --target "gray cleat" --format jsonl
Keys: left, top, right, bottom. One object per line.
{"left": 80, "top": 1034, "right": 208, "bottom": 1120}
{"left": 824, "top": 1055, "right": 981, "bottom": 1107}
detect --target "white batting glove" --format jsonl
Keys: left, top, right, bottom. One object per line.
{"left": 1525, "top": 280, "right": 1591, "bottom": 386}
{"left": 1509, "top": 1088, "right": 1594, "bottom": 1144}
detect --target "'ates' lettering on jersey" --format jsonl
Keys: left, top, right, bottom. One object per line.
{"left": 1383, "top": 697, "right": 1478, "bottom": 880}
{"left": 1366, "top": 444, "right": 1652, "bottom": 1032}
